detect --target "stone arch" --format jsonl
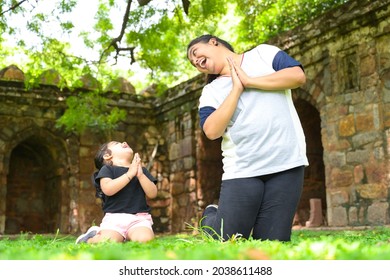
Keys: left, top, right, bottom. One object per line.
{"left": 0, "top": 121, "right": 72, "bottom": 234}
{"left": 295, "top": 78, "right": 325, "bottom": 112}
{"left": 195, "top": 85, "right": 328, "bottom": 228}
{"left": 293, "top": 86, "right": 327, "bottom": 226}
{"left": 196, "top": 131, "right": 222, "bottom": 210}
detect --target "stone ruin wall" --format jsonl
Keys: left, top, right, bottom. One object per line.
{"left": 0, "top": 77, "right": 171, "bottom": 234}
{"left": 267, "top": 0, "right": 390, "bottom": 226}
{"left": 0, "top": 0, "right": 389, "bottom": 235}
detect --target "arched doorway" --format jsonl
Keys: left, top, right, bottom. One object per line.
{"left": 196, "top": 131, "right": 222, "bottom": 210}
{"left": 294, "top": 98, "right": 327, "bottom": 226}
{"left": 5, "top": 137, "right": 61, "bottom": 234}
{"left": 195, "top": 97, "right": 327, "bottom": 227}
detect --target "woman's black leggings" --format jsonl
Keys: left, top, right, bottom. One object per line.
{"left": 202, "top": 166, "right": 305, "bottom": 241}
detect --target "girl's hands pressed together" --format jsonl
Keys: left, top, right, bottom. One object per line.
{"left": 127, "top": 152, "right": 140, "bottom": 180}
{"left": 135, "top": 153, "right": 145, "bottom": 177}
{"left": 132, "top": 153, "right": 157, "bottom": 199}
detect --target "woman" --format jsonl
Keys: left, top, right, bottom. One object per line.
{"left": 187, "top": 34, "right": 308, "bottom": 241}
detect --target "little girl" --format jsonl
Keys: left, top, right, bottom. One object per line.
{"left": 76, "top": 141, "right": 157, "bottom": 244}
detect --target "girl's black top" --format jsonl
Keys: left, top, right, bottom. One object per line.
{"left": 95, "top": 165, "right": 157, "bottom": 214}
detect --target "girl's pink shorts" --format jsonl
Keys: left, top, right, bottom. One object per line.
{"left": 99, "top": 212, "right": 153, "bottom": 239}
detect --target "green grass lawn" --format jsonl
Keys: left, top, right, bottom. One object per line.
{"left": 0, "top": 226, "right": 389, "bottom": 260}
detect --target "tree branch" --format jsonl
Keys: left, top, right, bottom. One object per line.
{"left": 0, "top": 0, "right": 29, "bottom": 16}
{"left": 182, "top": 0, "right": 190, "bottom": 15}
{"left": 99, "top": 0, "right": 136, "bottom": 65}
{"left": 98, "top": 0, "right": 190, "bottom": 66}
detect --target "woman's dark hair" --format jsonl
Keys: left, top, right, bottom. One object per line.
{"left": 187, "top": 34, "right": 235, "bottom": 84}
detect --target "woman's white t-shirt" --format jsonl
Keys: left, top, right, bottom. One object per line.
{"left": 198, "top": 44, "right": 309, "bottom": 180}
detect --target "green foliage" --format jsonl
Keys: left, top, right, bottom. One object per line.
{"left": 56, "top": 90, "right": 126, "bottom": 134}
{"left": 1, "top": 0, "right": 350, "bottom": 89}
{"left": 233, "top": 0, "right": 349, "bottom": 51}
{"left": 59, "top": 0, "right": 77, "bottom": 13}
{"left": 0, "top": 0, "right": 351, "bottom": 134}
{"left": 94, "top": 2, "right": 115, "bottom": 47}
{"left": 23, "top": 38, "right": 81, "bottom": 89}
{"left": 0, "top": 227, "right": 389, "bottom": 260}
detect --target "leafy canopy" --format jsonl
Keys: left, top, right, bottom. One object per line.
{"left": 0, "top": 0, "right": 349, "bottom": 133}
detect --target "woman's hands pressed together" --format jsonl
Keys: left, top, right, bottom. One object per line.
{"left": 227, "top": 57, "right": 250, "bottom": 93}
{"left": 227, "top": 56, "right": 244, "bottom": 94}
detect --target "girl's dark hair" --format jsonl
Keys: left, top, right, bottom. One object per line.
{"left": 94, "top": 142, "right": 112, "bottom": 170}
{"left": 187, "top": 34, "right": 235, "bottom": 84}
{"left": 93, "top": 142, "right": 112, "bottom": 208}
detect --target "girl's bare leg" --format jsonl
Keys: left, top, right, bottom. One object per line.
{"left": 88, "top": 229, "right": 124, "bottom": 243}
{"left": 126, "top": 227, "right": 154, "bottom": 243}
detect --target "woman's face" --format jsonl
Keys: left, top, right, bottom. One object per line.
{"left": 187, "top": 39, "right": 223, "bottom": 74}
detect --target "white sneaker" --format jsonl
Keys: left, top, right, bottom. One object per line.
{"left": 75, "top": 226, "right": 100, "bottom": 244}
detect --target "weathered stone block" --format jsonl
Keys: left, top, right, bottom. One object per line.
{"left": 39, "top": 69, "right": 64, "bottom": 86}
{"left": 327, "top": 151, "right": 346, "bottom": 167}
{"left": 105, "top": 77, "right": 136, "bottom": 94}
{"left": 169, "top": 142, "right": 180, "bottom": 160}
{"left": 177, "top": 194, "right": 188, "bottom": 207}
{"left": 185, "top": 177, "right": 196, "bottom": 192}
{"left": 148, "top": 198, "right": 171, "bottom": 208}
{"left": 346, "top": 149, "right": 370, "bottom": 164}
{"left": 356, "top": 183, "right": 388, "bottom": 199}
{"left": 171, "top": 182, "right": 185, "bottom": 195}
{"left": 0, "top": 65, "right": 25, "bottom": 81}
{"left": 183, "top": 157, "right": 195, "bottom": 170}
{"left": 330, "top": 168, "right": 353, "bottom": 188}
{"left": 339, "top": 114, "right": 356, "bottom": 137}
{"left": 348, "top": 206, "right": 359, "bottom": 224}
{"left": 328, "top": 190, "right": 349, "bottom": 205}
{"left": 353, "top": 165, "right": 364, "bottom": 183}
{"left": 367, "top": 201, "right": 389, "bottom": 224}
{"left": 328, "top": 206, "right": 348, "bottom": 226}
{"left": 360, "top": 54, "right": 376, "bottom": 77}
{"left": 355, "top": 113, "right": 374, "bottom": 132}
{"left": 180, "top": 137, "right": 193, "bottom": 157}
